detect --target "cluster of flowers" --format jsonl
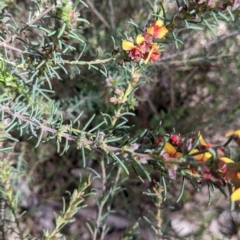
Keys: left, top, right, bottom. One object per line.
{"left": 156, "top": 132, "right": 213, "bottom": 161}
{"left": 156, "top": 130, "right": 240, "bottom": 202}
{"left": 122, "top": 20, "right": 168, "bottom": 64}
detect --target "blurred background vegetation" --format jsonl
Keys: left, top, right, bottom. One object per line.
{"left": 0, "top": 0, "right": 240, "bottom": 239}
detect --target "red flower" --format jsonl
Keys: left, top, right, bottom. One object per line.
{"left": 170, "top": 134, "right": 180, "bottom": 145}
{"left": 122, "top": 34, "right": 145, "bottom": 62}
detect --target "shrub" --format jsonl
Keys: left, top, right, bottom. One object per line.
{"left": 0, "top": 0, "right": 240, "bottom": 239}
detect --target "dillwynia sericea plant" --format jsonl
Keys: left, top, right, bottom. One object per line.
{"left": 0, "top": 0, "right": 239, "bottom": 239}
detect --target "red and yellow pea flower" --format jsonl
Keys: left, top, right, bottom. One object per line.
{"left": 217, "top": 156, "right": 240, "bottom": 201}
{"left": 218, "top": 157, "right": 234, "bottom": 174}
{"left": 163, "top": 142, "right": 182, "bottom": 159}
{"left": 225, "top": 129, "right": 240, "bottom": 146}
{"left": 230, "top": 172, "right": 240, "bottom": 202}
{"left": 189, "top": 148, "right": 212, "bottom": 162}
{"left": 225, "top": 129, "right": 240, "bottom": 137}
{"left": 122, "top": 19, "right": 168, "bottom": 64}
{"left": 198, "top": 132, "right": 212, "bottom": 149}
{"left": 122, "top": 34, "right": 145, "bottom": 62}
{"left": 188, "top": 133, "right": 212, "bottom": 162}
{"left": 229, "top": 178, "right": 240, "bottom": 202}
{"left": 231, "top": 188, "right": 240, "bottom": 202}
{"left": 122, "top": 35, "right": 161, "bottom": 64}
{"left": 156, "top": 130, "right": 240, "bottom": 202}
{"left": 146, "top": 19, "right": 168, "bottom": 39}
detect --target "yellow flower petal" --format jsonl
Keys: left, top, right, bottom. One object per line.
{"left": 189, "top": 148, "right": 211, "bottom": 162}
{"left": 164, "top": 142, "right": 176, "bottom": 155}
{"left": 144, "top": 50, "right": 153, "bottom": 64}
{"left": 136, "top": 34, "right": 145, "bottom": 45}
{"left": 155, "top": 19, "right": 164, "bottom": 27}
{"left": 198, "top": 132, "right": 208, "bottom": 147}
{"left": 231, "top": 188, "right": 240, "bottom": 201}
{"left": 225, "top": 129, "right": 240, "bottom": 137}
{"left": 122, "top": 40, "right": 135, "bottom": 51}
{"left": 203, "top": 152, "right": 212, "bottom": 161}
{"left": 164, "top": 142, "right": 182, "bottom": 158}
{"left": 220, "top": 157, "right": 234, "bottom": 163}
{"left": 147, "top": 26, "right": 154, "bottom": 36}
{"left": 152, "top": 43, "right": 159, "bottom": 50}
{"left": 196, "top": 154, "right": 205, "bottom": 161}
{"left": 155, "top": 26, "right": 168, "bottom": 39}
{"left": 189, "top": 149, "right": 198, "bottom": 154}
{"left": 147, "top": 20, "right": 168, "bottom": 39}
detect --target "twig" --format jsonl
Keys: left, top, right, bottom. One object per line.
{"left": 0, "top": 104, "right": 153, "bottom": 164}
{"left": 63, "top": 57, "right": 114, "bottom": 65}
{"left": 0, "top": 55, "right": 114, "bottom": 70}
{"left": 0, "top": 197, "right": 5, "bottom": 240}
{"left": 1, "top": 104, "right": 231, "bottom": 165}
{"left": 159, "top": 53, "right": 236, "bottom": 66}
{"left": 0, "top": 7, "right": 53, "bottom": 56}
{"left": 86, "top": 0, "right": 111, "bottom": 29}
{"left": 153, "top": 185, "right": 163, "bottom": 237}
{"left": 0, "top": 42, "right": 42, "bottom": 57}
{"left": 19, "top": 6, "right": 53, "bottom": 34}
{"left": 159, "top": 30, "right": 240, "bottom": 62}
{"left": 92, "top": 157, "right": 107, "bottom": 240}
{"left": 108, "top": 0, "right": 115, "bottom": 29}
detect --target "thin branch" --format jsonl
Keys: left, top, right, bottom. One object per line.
{"left": 92, "top": 157, "right": 107, "bottom": 240}
{"left": 63, "top": 57, "right": 114, "bottom": 65}
{"left": 0, "top": 55, "right": 115, "bottom": 70}
{"left": 85, "top": 0, "right": 111, "bottom": 29}
{"left": 0, "top": 197, "right": 5, "bottom": 240}
{"left": 0, "top": 104, "right": 152, "bottom": 164}
{"left": 108, "top": 0, "right": 115, "bottom": 29}
{"left": 1, "top": 103, "right": 230, "bottom": 165}
{"left": 0, "top": 42, "right": 42, "bottom": 57}
{"left": 0, "top": 7, "right": 53, "bottom": 55}
{"left": 159, "top": 53, "right": 236, "bottom": 66}
{"left": 159, "top": 30, "right": 240, "bottom": 62}
{"left": 19, "top": 7, "right": 53, "bottom": 34}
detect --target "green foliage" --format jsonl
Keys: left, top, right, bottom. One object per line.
{"left": 0, "top": 0, "right": 239, "bottom": 239}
